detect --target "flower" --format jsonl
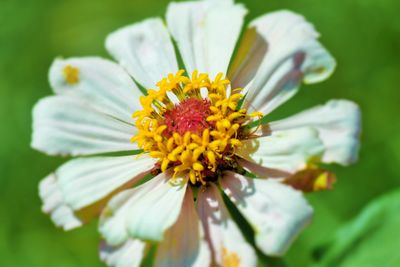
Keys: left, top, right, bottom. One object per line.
{"left": 33, "top": 0, "right": 361, "bottom": 266}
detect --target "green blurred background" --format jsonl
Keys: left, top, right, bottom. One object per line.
{"left": 1, "top": 0, "right": 399, "bottom": 266}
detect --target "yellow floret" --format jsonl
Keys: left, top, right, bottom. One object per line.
{"left": 131, "top": 70, "right": 262, "bottom": 184}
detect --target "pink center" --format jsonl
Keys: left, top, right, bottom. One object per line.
{"left": 164, "top": 98, "right": 213, "bottom": 136}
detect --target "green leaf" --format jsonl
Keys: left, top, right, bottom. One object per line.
{"left": 315, "top": 189, "right": 400, "bottom": 267}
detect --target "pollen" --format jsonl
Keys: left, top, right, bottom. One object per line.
{"left": 132, "top": 70, "right": 262, "bottom": 185}
{"left": 63, "top": 65, "right": 80, "bottom": 85}
{"left": 222, "top": 247, "right": 240, "bottom": 267}
{"left": 313, "top": 171, "right": 336, "bottom": 192}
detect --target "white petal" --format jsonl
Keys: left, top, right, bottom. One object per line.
{"left": 233, "top": 10, "right": 335, "bottom": 114}
{"left": 56, "top": 155, "right": 157, "bottom": 210}
{"left": 155, "top": 187, "right": 211, "bottom": 267}
{"left": 49, "top": 57, "right": 142, "bottom": 122}
{"left": 269, "top": 100, "right": 361, "bottom": 165}
{"left": 197, "top": 184, "right": 257, "bottom": 267}
{"left": 236, "top": 127, "right": 324, "bottom": 173}
{"left": 99, "top": 170, "right": 188, "bottom": 245}
{"left": 220, "top": 171, "right": 313, "bottom": 256}
{"left": 167, "top": 0, "right": 247, "bottom": 78}
{"left": 39, "top": 174, "right": 83, "bottom": 230}
{"left": 100, "top": 239, "right": 147, "bottom": 267}
{"left": 227, "top": 27, "right": 268, "bottom": 88}
{"left": 106, "top": 18, "right": 179, "bottom": 89}
{"left": 31, "top": 95, "right": 137, "bottom": 156}
{"left": 237, "top": 158, "right": 291, "bottom": 179}
{"left": 39, "top": 156, "right": 154, "bottom": 230}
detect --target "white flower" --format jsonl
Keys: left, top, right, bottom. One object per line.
{"left": 33, "top": 0, "right": 361, "bottom": 266}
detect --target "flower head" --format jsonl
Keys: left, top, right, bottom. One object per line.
{"left": 133, "top": 70, "right": 262, "bottom": 185}
{"left": 33, "top": 0, "right": 361, "bottom": 266}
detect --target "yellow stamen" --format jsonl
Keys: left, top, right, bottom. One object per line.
{"left": 63, "top": 65, "right": 79, "bottom": 85}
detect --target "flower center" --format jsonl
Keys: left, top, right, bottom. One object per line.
{"left": 132, "top": 70, "right": 262, "bottom": 185}
{"left": 164, "top": 98, "right": 214, "bottom": 136}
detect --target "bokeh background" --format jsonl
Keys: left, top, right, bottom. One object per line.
{"left": 1, "top": 0, "right": 399, "bottom": 266}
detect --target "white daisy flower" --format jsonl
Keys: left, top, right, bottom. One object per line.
{"left": 33, "top": 0, "right": 361, "bottom": 266}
